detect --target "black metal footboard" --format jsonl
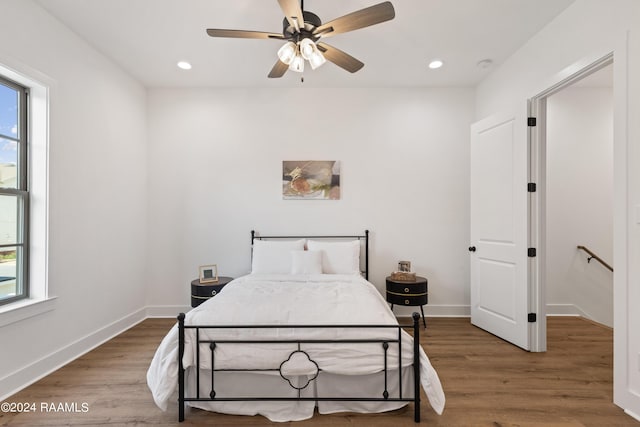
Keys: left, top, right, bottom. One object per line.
{"left": 177, "top": 312, "right": 422, "bottom": 423}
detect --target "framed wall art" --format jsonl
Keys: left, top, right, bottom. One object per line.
{"left": 282, "top": 160, "right": 341, "bottom": 200}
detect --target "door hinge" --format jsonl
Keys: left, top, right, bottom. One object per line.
{"left": 528, "top": 313, "right": 537, "bottom": 322}
{"left": 528, "top": 117, "right": 537, "bottom": 126}
{"left": 527, "top": 182, "right": 537, "bottom": 192}
{"left": 528, "top": 248, "right": 537, "bottom": 257}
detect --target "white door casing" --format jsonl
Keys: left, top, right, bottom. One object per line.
{"left": 470, "top": 111, "right": 529, "bottom": 350}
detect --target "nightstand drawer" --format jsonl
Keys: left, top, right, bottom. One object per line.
{"left": 192, "top": 283, "right": 226, "bottom": 298}
{"left": 191, "top": 277, "right": 233, "bottom": 307}
{"left": 386, "top": 280, "right": 427, "bottom": 295}
{"left": 385, "top": 291, "right": 428, "bottom": 306}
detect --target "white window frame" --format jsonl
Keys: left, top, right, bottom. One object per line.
{"left": 0, "top": 59, "right": 53, "bottom": 326}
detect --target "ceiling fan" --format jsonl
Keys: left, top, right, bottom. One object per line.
{"left": 206, "top": 0, "right": 395, "bottom": 78}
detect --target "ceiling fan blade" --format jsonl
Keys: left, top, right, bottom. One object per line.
{"left": 268, "top": 59, "right": 289, "bottom": 78}
{"left": 206, "top": 29, "right": 284, "bottom": 40}
{"left": 316, "top": 42, "right": 364, "bottom": 73}
{"left": 277, "top": 0, "right": 304, "bottom": 32}
{"left": 313, "top": 1, "right": 395, "bottom": 38}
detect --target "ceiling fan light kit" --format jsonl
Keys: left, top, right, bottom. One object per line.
{"left": 206, "top": 0, "right": 395, "bottom": 78}
{"left": 277, "top": 37, "right": 325, "bottom": 72}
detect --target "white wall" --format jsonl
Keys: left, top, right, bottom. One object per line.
{"left": 546, "top": 86, "right": 613, "bottom": 326}
{"left": 0, "top": 0, "right": 148, "bottom": 397}
{"left": 146, "top": 87, "right": 474, "bottom": 317}
{"left": 475, "top": 0, "right": 640, "bottom": 417}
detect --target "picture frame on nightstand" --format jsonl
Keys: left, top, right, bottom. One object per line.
{"left": 398, "top": 261, "right": 411, "bottom": 272}
{"left": 199, "top": 264, "right": 218, "bottom": 284}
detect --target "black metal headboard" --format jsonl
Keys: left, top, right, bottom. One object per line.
{"left": 251, "top": 230, "right": 370, "bottom": 280}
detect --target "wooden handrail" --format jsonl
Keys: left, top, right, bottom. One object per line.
{"left": 577, "top": 245, "right": 613, "bottom": 272}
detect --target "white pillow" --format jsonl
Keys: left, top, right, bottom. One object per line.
{"left": 290, "top": 250, "right": 323, "bottom": 275}
{"left": 251, "top": 239, "right": 305, "bottom": 274}
{"left": 306, "top": 240, "right": 361, "bottom": 275}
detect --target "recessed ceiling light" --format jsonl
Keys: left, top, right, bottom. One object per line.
{"left": 428, "top": 59, "right": 443, "bottom": 69}
{"left": 177, "top": 61, "right": 192, "bottom": 70}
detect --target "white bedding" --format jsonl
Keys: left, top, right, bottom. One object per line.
{"left": 147, "top": 274, "right": 445, "bottom": 421}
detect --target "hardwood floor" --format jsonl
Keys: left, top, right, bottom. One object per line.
{"left": 1, "top": 317, "right": 637, "bottom": 426}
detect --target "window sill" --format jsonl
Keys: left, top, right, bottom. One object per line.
{"left": 0, "top": 296, "right": 57, "bottom": 328}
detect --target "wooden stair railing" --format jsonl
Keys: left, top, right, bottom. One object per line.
{"left": 577, "top": 245, "right": 613, "bottom": 272}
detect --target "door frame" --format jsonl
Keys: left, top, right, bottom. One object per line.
{"left": 527, "top": 52, "right": 614, "bottom": 352}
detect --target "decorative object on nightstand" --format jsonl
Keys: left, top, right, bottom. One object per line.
{"left": 390, "top": 260, "right": 416, "bottom": 282}
{"left": 398, "top": 261, "right": 411, "bottom": 272}
{"left": 386, "top": 275, "right": 428, "bottom": 328}
{"left": 199, "top": 264, "right": 218, "bottom": 284}
{"left": 191, "top": 276, "right": 233, "bottom": 308}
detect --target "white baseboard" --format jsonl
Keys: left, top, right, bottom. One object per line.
{"left": 145, "top": 305, "right": 191, "bottom": 318}
{"left": 392, "top": 304, "right": 470, "bottom": 318}
{"left": 545, "top": 303, "right": 586, "bottom": 317}
{"left": 625, "top": 409, "right": 640, "bottom": 422}
{"left": 0, "top": 307, "right": 146, "bottom": 402}
{"left": 396, "top": 304, "right": 592, "bottom": 320}
{"left": 391, "top": 304, "right": 605, "bottom": 319}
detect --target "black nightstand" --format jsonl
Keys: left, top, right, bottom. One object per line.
{"left": 386, "top": 276, "right": 428, "bottom": 327}
{"left": 191, "top": 277, "right": 233, "bottom": 307}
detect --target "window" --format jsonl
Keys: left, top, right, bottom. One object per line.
{"left": 0, "top": 76, "right": 28, "bottom": 306}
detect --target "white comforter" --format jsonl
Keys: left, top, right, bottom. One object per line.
{"left": 147, "top": 274, "right": 445, "bottom": 416}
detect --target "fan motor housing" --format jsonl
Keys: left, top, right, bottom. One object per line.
{"left": 282, "top": 11, "right": 321, "bottom": 40}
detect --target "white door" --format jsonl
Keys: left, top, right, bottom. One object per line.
{"left": 470, "top": 112, "right": 529, "bottom": 350}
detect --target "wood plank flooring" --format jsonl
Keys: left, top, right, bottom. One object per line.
{"left": 1, "top": 317, "right": 637, "bottom": 426}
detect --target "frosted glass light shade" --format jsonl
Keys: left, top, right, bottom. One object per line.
{"left": 289, "top": 54, "right": 305, "bottom": 73}
{"left": 299, "top": 38, "right": 316, "bottom": 60}
{"left": 309, "top": 51, "right": 326, "bottom": 70}
{"left": 277, "top": 42, "right": 297, "bottom": 65}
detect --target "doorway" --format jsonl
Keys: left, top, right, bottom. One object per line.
{"left": 545, "top": 64, "right": 614, "bottom": 327}
{"left": 528, "top": 53, "right": 614, "bottom": 351}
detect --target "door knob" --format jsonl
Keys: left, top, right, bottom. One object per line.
{"left": 468, "top": 246, "right": 476, "bottom": 252}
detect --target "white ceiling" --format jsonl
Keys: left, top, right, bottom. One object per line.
{"left": 35, "top": 0, "right": 575, "bottom": 88}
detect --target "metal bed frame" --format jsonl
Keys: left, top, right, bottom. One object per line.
{"left": 177, "top": 230, "right": 422, "bottom": 423}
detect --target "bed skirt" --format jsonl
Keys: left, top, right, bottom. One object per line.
{"left": 185, "top": 367, "right": 415, "bottom": 422}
